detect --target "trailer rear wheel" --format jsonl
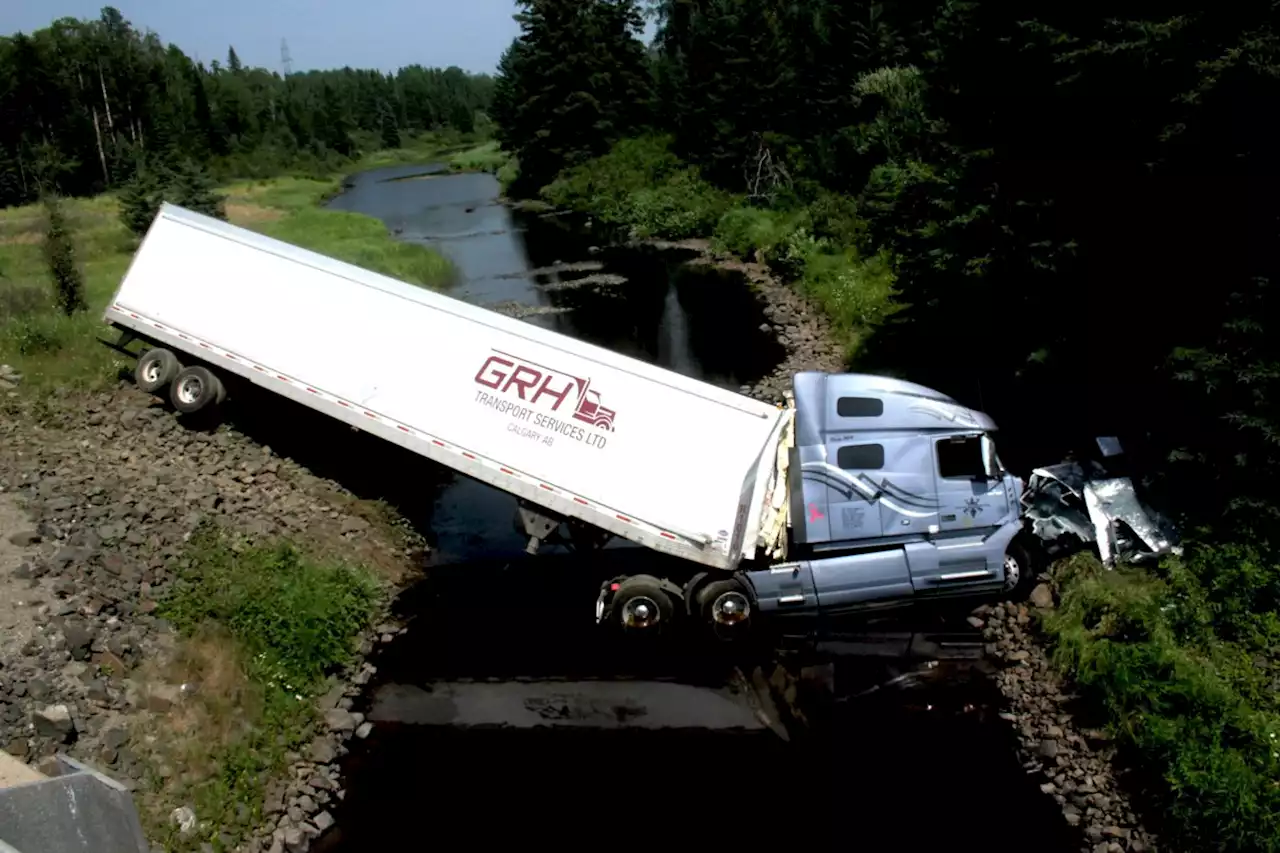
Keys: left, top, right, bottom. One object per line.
{"left": 697, "top": 579, "right": 753, "bottom": 640}
{"left": 170, "top": 366, "right": 223, "bottom": 415}
{"left": 135, "top": 348, "right": 181, "bottom": 394}
{"left": 613, "top": 576, "right": 675, "bottom": 633}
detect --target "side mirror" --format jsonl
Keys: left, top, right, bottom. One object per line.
{"left": 981, "top": 435, "right": 1001, "bottom": 480}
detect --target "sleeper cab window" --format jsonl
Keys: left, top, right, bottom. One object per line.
{"left": 836, "top": 396, "right": 884, "bottom": 418}
{"left": 937, "top": 435, "right": 985, "bottom": 479}
{"left": 837, "top": 443, "right": 885, "bottom": 471}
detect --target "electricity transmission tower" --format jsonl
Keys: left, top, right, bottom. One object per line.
{"left": 281, "top": 38, "right": 293, "bottom": 76}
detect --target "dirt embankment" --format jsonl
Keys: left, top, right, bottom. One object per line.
{"left": 0, "top": 385, "right": 419, "bottom": 850}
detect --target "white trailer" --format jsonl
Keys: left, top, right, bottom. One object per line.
{"left": 104, "top": 204, "right": 1029, "bottom": 640}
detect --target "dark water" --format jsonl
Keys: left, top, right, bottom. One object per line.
{"left": 302, "top": 164, "right": 1075, "bottom": 852}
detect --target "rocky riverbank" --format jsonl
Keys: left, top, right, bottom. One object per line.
{"left": 980, "top": 593, "right": 1160, "bottom": 853}
{"left": 0, "top": 385, "right": 421, "bottom": 851}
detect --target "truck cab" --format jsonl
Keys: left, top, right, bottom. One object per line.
{"left": 748, "top": 373, "right": 1026, "bottom": 621}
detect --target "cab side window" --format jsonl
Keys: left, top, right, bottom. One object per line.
{"left": 936, "top": 436, "right": 985, "bottom": 479}
{"left": 838, "top": 443, "right": 885, "bottom": 470}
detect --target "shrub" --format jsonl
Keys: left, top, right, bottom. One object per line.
{"left": 712, "top": 206, "right": 808, "bottom": 262}
{"left": 1045, "top": 550, "right": 1280, "bottom": 852}
{"left": 542, "top": 135, "right": 734, "bottom": 239}
{"left": 119, "top": 166, "right": 164, "bottom": 237}
{"left": 119, "top": 160, "right": 226, "bottom": 237}
{"left": 41, "top": 194, "right": 86, "bottom": 315}
{"left": 161, "top": 526, "right": 381, "bottom": 690}
{"left": 3, "top": 314, "right": 66, "bottom": 356}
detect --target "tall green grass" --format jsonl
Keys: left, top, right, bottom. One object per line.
{"left": 1045, "top": 549, "right": 1280, "bottom": 852}
{"left": 147, "top": 526, "right": 382, "bottom": 851}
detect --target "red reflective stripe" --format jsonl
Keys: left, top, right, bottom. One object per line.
{"left": 253, "top": 366, "right": 265, "bottom": 372}
{"left": 129, "top": 313, "right": 138, "bottom": 318}
{"left": 306, "top": 387, "right": 318, "bottom": 394}
{"left": 462, "top": 452, "right": 476, "bottom": 460}
{"left": 398, "top": 426, "right": 411, "bottom": 433}
{"left": 277, "top": 375, "right": 289, "bottom": 381}
{"left": 363, "top": 411, "right": 377, "bottom": 419}
{"left": 617, "top": 514, "right": 632, "bottom": 523}
{"left": 177, "top": 334, "right": 189, "bottom": 340}
{"left": 338, "top": 401, "right": 351, "bottom": 408}
{"left": 225, "top": 354, "right": 237, "bottom": 361}
{"left": 574, "top": 497, "right": 589, "bottom": 505}
{"left": 539, "top": 484, "right": 553, "bottom": 492}
{"left": 660, "top": 532, "right": 676, "bottom": 540}
{"left": 155, "top": 324, "right": 166, "bottom": 330}
{"left": 432, "top": 440, "right": 445, "bottom": 447}
{"left": 199, "top": 342, "right": 210, "bottom": 348}
{"left": 500, "top": 468, "right": 513, "bottom": 474}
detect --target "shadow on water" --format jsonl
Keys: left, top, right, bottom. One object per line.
{"left": 222, "top": 162, "right": 1075, "bottom": 852}
{"left": 310, "top": 554, "right": 1075, "bottom": 853}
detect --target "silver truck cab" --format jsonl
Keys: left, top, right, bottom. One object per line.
{"left": 747, "top": 373, "right": 1026, "bottom": 619}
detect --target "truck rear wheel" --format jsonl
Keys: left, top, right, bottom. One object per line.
{"left": 613, "top": 576, "right": 675, "bottom": 633}
{"left": 1002, "top": 539, "right": 1035, "bottom": 601}
{"left": 136, "top": 348, "right": 181, "bottom": 394}
{"left": 696, "top": 578, "right": 753, "bottom": 641}
{"left": 170, "top": 366, "right": 224, "bottom": 414}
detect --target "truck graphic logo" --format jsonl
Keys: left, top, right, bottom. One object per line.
{"left": 475, "top": 350, "right": 617, "bottom": 431}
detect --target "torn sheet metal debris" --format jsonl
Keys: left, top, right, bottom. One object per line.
{"left": 1020, "top": 445, "right": 1180, "bottom": 567}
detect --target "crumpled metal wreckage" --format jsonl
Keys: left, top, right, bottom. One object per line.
{"left": 1020, "top": 437, "right": 1181, "bottom": 567}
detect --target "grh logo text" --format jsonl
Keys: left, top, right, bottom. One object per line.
{"left": 475, "top": 351, "right": 617, "bottom": 432}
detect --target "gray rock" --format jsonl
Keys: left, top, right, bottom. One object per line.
{"left": 283, "top": 825, "right": 305, "bottom": 853}
{"left": 34, "top": 704, "right": 75, "bottom": 741}
{"left": 313, "top": 810, "right": 335, "bottom": 832}
{"left": 324, "top": 708, "right": 356, "bottom": 733}
{"left": 1029, "top": 583, "right": 1055, "bottom": 609}
{"left": 296, "top": 794, "right": 316, "bottom": 814}
{"left": 308, "top": 737, "right": 337, "bottom": 764}
{"left": 63, "top": 623, "right": 95, "bottom": 658}
{"left": 355, "top": 721, "right": 373, "bottom": 739}
{"left": 8, "top": 530, "right": 41, "bottom": 547}
{"left": 1039, "top": 739, "right": 1059, "bottom": 759}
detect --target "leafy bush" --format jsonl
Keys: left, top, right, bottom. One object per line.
{"left": 497, "top": 155, "right": 521, "bottom": 191}
{"left": 798, "top": 246, "right": 899, "bottom": 332}
{"left": 162, "top": 527, "right": 381, "bottom": 690}
{"left": 712, "top": 206, "right": 809, "bottom": 262}
{"left": 41, "top": 194, "right": 86, "bottom": 315}
{"left": 1045, "top": 549, "right": 1280, "bottom": 852}
{"left": 542, "top": 135, "right": 734, "bottom": 239}
{"left": 2, "top": 314, "right": 66, "bottom": 356}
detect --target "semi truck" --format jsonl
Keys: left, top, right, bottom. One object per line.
{"left": 102, "top": 204, "right": 1032, "bottom": 641}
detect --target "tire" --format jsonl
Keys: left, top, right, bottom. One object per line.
{"left": 135, "top": 348, "right": 181, "bottom": 394}
{"left": 170, "top": 366, "right": 223, "bottom": 415}
{"left": 1002, "top": 539, "right": 1035, "bottom": 601}
{"left": 696, "top": 578, "right": 754, "bottom": 641}
{"left": 612, "top": 576, "right": 676, "bottom": 633}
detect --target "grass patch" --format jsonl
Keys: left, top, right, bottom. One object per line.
{"left": 449, "top": 141, "right": 509, "bottom": 174}
{"left": 140, "top": 526, "right": 382, "bottom": 851}
{"left": 1044, "top": 548, "right": 1280, "bottom": 852}
{"left": 1, "top": 141, "right": 455, "bottom": 393}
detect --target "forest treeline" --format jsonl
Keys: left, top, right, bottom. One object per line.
{"left": 491, "top": 2, "right": 1280, "bottom": 848}
{"left": 0, "top": 6, "right": 495, "bottom": 207}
